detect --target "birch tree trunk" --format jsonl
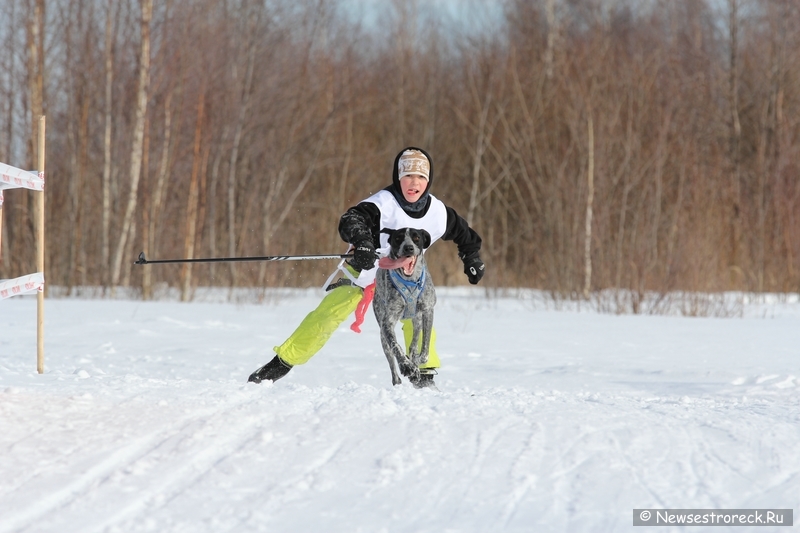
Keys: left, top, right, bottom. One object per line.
{"left": 142, "top": 90, "right": 174, "bottom": 300}
{"left": 728, "top": 0, "right": 743, "bottom": 285}
{"left": 180, "top": 90, "right": 205, "bottom": 302}
{"left": 66, "top": 3, "right": 91, "bottom": 292}
{"left": 111, "top": 0, "right": 151, "bottom": 290}
{"left": 23, "top": 0, "right": 47, "bottom": 280}
{"left": 226, "top": 17, "right": 258, "bottom": 288}
{"left": 545, "top": 0, "right": 556, "bottom": 80}
{"left": 0, "top": 0, "right": 14, "bottom": 270}
{"left": 0, "top": 196, "right": 4, "bottom": 269}
{"left": 102, "top": 0, "right": 117, "bottom": 288}
{"left": 583, "top": 114, "right": 594, "bottom": 299}
{"left": 207, "top": 126, "right": 228, "bottom": 281}
{"left": 27, "top": 0, "right": 44, "bottom": 169}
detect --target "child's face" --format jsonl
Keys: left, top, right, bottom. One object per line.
{"left": 399, "top": 174, "right": 428, "bottom": 203}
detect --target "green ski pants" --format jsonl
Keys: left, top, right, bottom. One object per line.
{"left": 274, "top": 284, "right": 440, "bottom": 369}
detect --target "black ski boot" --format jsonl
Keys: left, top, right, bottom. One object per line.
{"left": 411, "top": 369, "right": 438, "bottom": 390}
{"left": 248, "top": 355, "right": 292, "bottom": 384}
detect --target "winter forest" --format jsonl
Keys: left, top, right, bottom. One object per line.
{"left": 1, "top": 0, "right": 799, "bottom": 304}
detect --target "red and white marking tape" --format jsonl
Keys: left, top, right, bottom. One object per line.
{"left": 0, "top": 162, "right": 45, "bottom": 194}
{"left": 0, "top": 273, "right": 45, "bottom": 300}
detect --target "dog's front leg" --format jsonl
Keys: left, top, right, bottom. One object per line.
{"left": 395, "top": 342, "right": 420, "bottom": 382}
{"left": 379, "top": 326, "right": 403, "bottom": 386}
{"left": 390, "top": 332, "right": 420, "bottom": 382}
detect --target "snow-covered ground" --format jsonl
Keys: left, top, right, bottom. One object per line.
{"left": 1, "top": 288, "right": 798, "bottom": 533}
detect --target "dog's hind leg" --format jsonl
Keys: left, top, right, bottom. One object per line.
{"left": 418, "top": 311, "right": 433, "bottom": 366}
{"left": 408, "top": 315, "right": 422, "bottom": 365}
{"left": 408, "top": 313, "right": 430, "bottom": 367}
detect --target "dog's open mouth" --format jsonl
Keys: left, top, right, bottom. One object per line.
{"left": 378, "top": 255, "right": 417, "bottom": 275}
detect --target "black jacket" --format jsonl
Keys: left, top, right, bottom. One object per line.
{"left": 338, "top": 147, "right": 482, "bottom": 260}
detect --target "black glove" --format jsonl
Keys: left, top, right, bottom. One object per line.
{"left": 349, "top": 240, "right": 378, "bottom": 272}
{"left": 462, "top": 253, "right": 485, "bottom": 285}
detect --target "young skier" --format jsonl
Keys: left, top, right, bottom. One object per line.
{"left": 248, "top": 147, "right": 485, "bottom": 388}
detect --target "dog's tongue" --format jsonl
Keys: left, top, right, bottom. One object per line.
{"left": 379, "top": 256, "right": 415, "bottom": 274}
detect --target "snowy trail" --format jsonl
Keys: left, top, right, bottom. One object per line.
{"left": 1, "top": 290, "right": 799, "bottom": 532}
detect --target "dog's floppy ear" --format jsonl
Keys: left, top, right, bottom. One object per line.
{"left": 420, "top": 229, "right": 432, "bottom": 249}
{"left": 380, "top": 228, "right": 396, "bottom": 237}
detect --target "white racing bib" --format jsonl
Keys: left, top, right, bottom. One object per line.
{"left": 325, "top": 190, "right": 448, "bottom": 289}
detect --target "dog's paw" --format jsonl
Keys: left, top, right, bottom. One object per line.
{"left": 399, "top": 360, "right": 420, "bottom": 381}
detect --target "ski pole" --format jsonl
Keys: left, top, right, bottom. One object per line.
{"left": 134, "top": 251, "right": 353, "bottom": 265}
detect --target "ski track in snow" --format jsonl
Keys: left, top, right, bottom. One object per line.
{"left": 1, "top": 290, "right": 799, "bottom": 532}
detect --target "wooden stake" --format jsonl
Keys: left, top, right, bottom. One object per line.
{"left": 37, "top": 115, "right": 45, "bottom": 374}
{"left": 0, "top": 196, "right": 4, "bottom": 265}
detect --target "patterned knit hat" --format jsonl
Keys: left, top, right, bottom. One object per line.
{"left": 397, "top": 149, "right": 430, "bottom": 180}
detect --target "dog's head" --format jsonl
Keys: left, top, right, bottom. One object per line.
{"left": 380, "top": 228, "right": 431, "bottom": 276}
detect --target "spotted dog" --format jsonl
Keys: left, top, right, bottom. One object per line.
{"left": 373, "top": 227, "right": 436, "bottom": 387}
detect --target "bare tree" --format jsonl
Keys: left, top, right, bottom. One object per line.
{"left": 728, "top": 0, "right": 743, "bottom": 285}
{"left": 225, "top": 2, "right": 259, "bottom": 288}
{"left": 180, "top": 89, "right": 205, "bottom": 301}
{"left": 27, "top": 0, "right": 44, "bottom": 168}
{"left": 101, "top": 0, "right": 118, "bottom": 287}
{"left": 111, "top": 0, "right": 151, "bottom": 290}
{"left": 583, "top": 113, "right": 594, "bottom": 298}
{"left": 142, "top": 89, "right": 174, "bottom": 299}
{"left": 0, "top": 0, "right": 19, "bottom": 272}
{"left": 545, "top": 0, "right": 556, "bottom": 79}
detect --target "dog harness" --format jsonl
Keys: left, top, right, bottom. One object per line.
{"left": 387, "top": 267, "right": 428, "bottom": 320}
